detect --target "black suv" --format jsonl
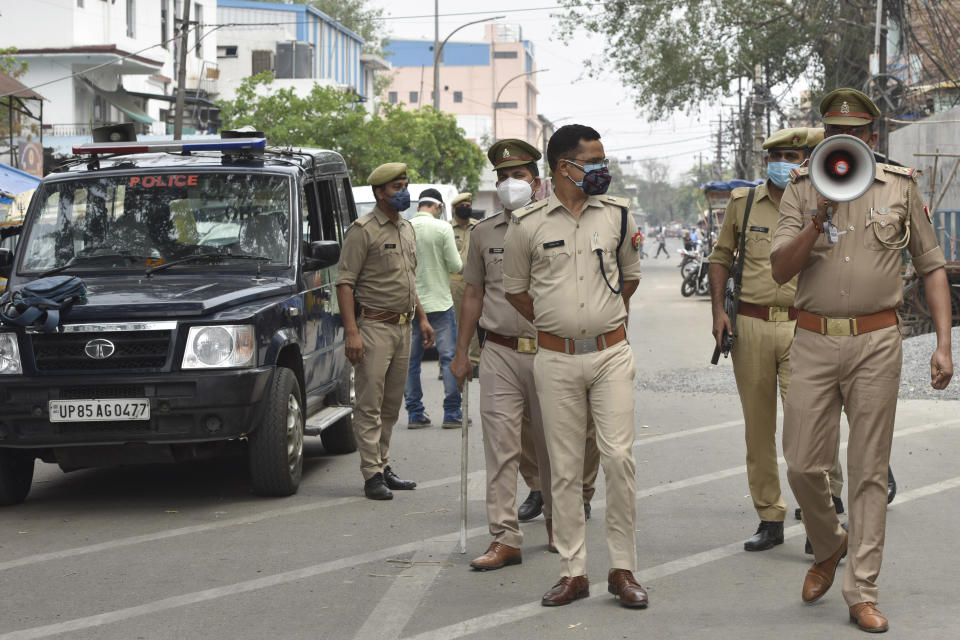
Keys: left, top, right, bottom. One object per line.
{"left": 0, "top": 136, "right": 357, "bottom": 504}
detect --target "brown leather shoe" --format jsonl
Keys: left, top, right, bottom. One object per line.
{"left": 801, "top": 533, "right": 848, "bottom": 603}
{"left": 469, "top": 541, "right": 522, "bottom": 571}
{"left": 541, "top": 575, "right": 589, "bottom": 606}
{"left": 607, "top": 569, "right": 649, "bottom": 608}
{"left": 545, "top": 518, "right": 558, "bottom": 553}
{"left": 849, "top": 602, "right": 888, "bottom": 633}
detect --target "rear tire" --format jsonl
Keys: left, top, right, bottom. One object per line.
{"left": 321, "top": 365, "right": 357, "bottom": 454}
{"left": 0, "top": 449, "right": 35, "bottom": 506}
{"left": 248, "top": 367, "right": 303, "bottom": 497}
{"left": 681, "top": 272, "right": 697, "bottom": 297}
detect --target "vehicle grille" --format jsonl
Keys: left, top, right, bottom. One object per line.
{"left": 59, "top": 385, "right": 145, "bottom": 399}
{"left": 31, "top": 331, "right": 171, "bottom": 371}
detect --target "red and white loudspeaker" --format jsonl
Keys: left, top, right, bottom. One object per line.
{"left": 808, "top": 134, "right": 877, "bottom": 202}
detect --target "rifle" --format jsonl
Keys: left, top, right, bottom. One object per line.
{"left": 710, "top": 186, "right": 756, "bottom": 365}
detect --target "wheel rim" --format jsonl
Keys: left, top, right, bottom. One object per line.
{"left": 286, "top": 393, "right": 304, "bottom": 474}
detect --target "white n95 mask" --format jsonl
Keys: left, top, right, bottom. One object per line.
{"left": 497, "top": 178, "right": 533, "bottom": 210}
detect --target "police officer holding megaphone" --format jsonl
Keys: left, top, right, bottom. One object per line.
{"left": 770, "top": 88, "right": 953, "bottom": 634}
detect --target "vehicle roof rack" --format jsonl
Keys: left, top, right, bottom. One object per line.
{"left": 72, "top": 137, "right": 267, "bottom": 156}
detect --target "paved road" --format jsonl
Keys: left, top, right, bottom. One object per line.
{"left": 2, "top": 238, "right": 958, "bottom": 639}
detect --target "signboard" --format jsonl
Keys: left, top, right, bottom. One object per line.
{"left": 18, "top": 142, "right": 43, "bottom": 178}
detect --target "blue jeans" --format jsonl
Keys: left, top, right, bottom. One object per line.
{"left": 405, "top": 307, "right": 461, "bottom": 417}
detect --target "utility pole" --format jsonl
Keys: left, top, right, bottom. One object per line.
{"left": 173, "top": 0, "right": 191, "bottom": 140}
{"left": 433, "top": 0, "right": 440, "bottom": 110}
{"left": 875, "top": 0, "right": 889, "bottom": 158}
{"left": 715, "top": 111, "right": 723, "bottom": 180}
{"left": 752, "top": 64, "right": 764, "bottom": 180}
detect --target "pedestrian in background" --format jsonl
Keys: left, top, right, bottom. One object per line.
{"left": 335, "top": 163, "right": 435, "bottom": 501}
{"left": 654, "top": 226, "right": 669, "bottom": 259}
{"left": 405, "top": 188, "right": 465, "bottom": 430}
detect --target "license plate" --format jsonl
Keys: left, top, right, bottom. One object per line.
{"left": 49, "top": 399, "right": 151, "bottom": 422}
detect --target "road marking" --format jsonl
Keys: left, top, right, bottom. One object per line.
{"left": 400, "top": 475, "right": 960, "bottom": 640}
{"left": 0, "top": 418, "right": 744, "bottom": 573}
{"left": 2, "top": 420, "right": 957, "bottom": 639}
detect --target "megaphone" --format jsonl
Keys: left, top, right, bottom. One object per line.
{"left": 808, "top": 134, "right": 877, "bottom": 202}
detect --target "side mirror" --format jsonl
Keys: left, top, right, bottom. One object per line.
{"left": 304, "top": 240, "right": 340, "bottom": 270}
{"left": 0, "top": 248, "right": 13, "bottom": 278}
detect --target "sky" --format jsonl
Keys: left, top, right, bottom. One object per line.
{"left": 368, "top": 0, "right": 720, "bottom": 184}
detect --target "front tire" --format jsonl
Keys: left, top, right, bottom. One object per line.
{"left": 0, "top": 449, "right": 35, "bottom": 506}
{"left": 248, "top": 367, "right": 304, "bottom": 497}
{"left": 681, "top": 272, "right": 698, "bottom": 297}
{"left": 320, "top": 364, "right": 357, "bottom": 454}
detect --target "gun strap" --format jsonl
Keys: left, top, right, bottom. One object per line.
{"left": 733, "top": 187, "right": 757, "bottom": 291}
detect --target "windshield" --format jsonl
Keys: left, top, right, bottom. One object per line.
{"left": 19, "top": 172, "right": 292, "bottom": 273}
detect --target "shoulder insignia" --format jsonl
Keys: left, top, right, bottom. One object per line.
{"left": 353, "top": 214, "right": 373, "bottom": 227}
{"left": 729, "top": 186, "right": 750, "bottom": 199}
{"left": 881, "top": 163, "right": 919, "bottom": 182}
{"left": 789, "top": 167, "right": 809, "bottom": 183}
{"left": 598, "top": 194, "right": 629, "bottom": 208}
{"left": 510, "top": 199, "right": 548, "bottom": 224}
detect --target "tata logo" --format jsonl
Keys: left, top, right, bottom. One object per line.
{"left": 84, "top": 338, "right": 116, "bottom": 360}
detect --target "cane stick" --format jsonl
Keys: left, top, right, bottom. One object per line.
{"left": 459, "top": 382, "right": 469, "bottom": 553}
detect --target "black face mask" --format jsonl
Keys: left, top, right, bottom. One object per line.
{"left": 454, "top": 205, "right": 472, "bottom": 219}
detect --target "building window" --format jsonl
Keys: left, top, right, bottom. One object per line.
{"left": 217, "top": 45, "right": 238, "bottom": 58}
{"left": 453, "top": 91, "right": 462, "bottom": 103}
{"left": 161, "top": 1, "right": 168, "bottom": 48}
{"left": 493, "top": 51, "right": 518, "bottom": 59}
{"left": 194, "top": 3, "right": 203, "bottom": 58}
{"left": 126, "top": 0, "right": 136, "bottom": 37}
{"left": 388, "top": 91, "right": 398, "bottom": 104}
{"left": 252, "top": 50, "right": 273, "bottom": 75}
{"left": 494, "top": 101, "right": 518, "bottom": 109}
{"left": 409, "top": 91, "right": 419, "bottom": 104}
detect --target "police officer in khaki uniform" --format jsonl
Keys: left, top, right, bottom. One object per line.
{"left": 449, "top": 193, "right": 481, "bottom": 373}
{"left": 771, "top": 89, "right": 953, "bottom": 633}
{"left": 503, "top": 124, "right": 648, "bottom": 609}
{"left": 336, "top": 162, "right": 436, "bottom": 501}
{"left": 450, "top": 139, "right": 556, "bottom": 570}
{"left": 709, "top": 127, "right": 847, "bottom": 552}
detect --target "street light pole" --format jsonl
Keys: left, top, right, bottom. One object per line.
{"left": 432, "top": 15, "right": 505, "bottom": 111}
{"left": 433, "top": 0, "right": 439, "bottom": 111}
{"left": 492, "top": 69, "right": 548, "bottom": 141}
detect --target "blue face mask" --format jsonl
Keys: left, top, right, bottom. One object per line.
{"left": 766, "top": 161, "right": 800, "bottom": 189}
{"left": 388, "top": 188, "right": 411, "bottom": 212}
{"left": 565, "top": 160, "right": 612, "bottom": 195}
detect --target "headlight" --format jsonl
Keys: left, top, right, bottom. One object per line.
{"left": 182, "top": 325, "right": 256, "bottom": 369}
{"left": 0, "top": 332, "right": 22, "bottom": 375}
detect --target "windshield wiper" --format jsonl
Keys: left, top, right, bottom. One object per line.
{"left": 40, "top": 251, "right": 155, "bottom": 277}
{"left": 145, "top": 252, "right": 272, "bottom": 277}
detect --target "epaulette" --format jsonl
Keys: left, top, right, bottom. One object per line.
{"left": 473, "top": 215, "right": 498, "bottom": 229}
{"left": 729, "top": 186, "right": 751, "bottom": 199}
{"left": 881, "top": 163, "right": 920, "bottom": 183}
{"left": 789, "top": 167, "right": 809, "bottom": 183}
{"left": 597, "top": 194, "right": 630, "bottom": 208}
{"left": 510, "top": 199, "right": 548, "bottom": 224}
{"left": 353, "top": 212, "right": 374, "bottom": 227}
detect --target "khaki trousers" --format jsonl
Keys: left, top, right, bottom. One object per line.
{"left": 450, "top": 278, "right": 481, "bottom": 366}
{"left": 479, "top": 341, "right": 552, "bottom": 548}
{"left": 534, "top": 341, "right": 637, "bottom": 577}
{"left": 783, "top": 325, "right": 901, "bottom": 606}
{"left": 520, "top": 414, "right": 600, "bottom": 504}
{"left": 352, "top": 318, "right": 412, "bottom": 481}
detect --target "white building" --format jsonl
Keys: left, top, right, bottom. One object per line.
{"left": 1, "top": 0, "right": 218, "bottom": 140}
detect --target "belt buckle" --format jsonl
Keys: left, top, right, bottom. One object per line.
{"left": 826, "top": 317, "right": 852, "bottom": 336}
{"left": 572, "top": 337, "right": 598, "bottom": 355}
{"left": 398, "top": 312, "right": 409, "bottom": 325}
{"left": 769, "top": 307, "right": 790, "bottom": 322}
{"left": 517, "top": 337, "right": 538, "bottom": 354}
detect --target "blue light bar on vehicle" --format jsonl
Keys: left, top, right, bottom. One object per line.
{"left": 72, "top": 137, "right": 267, "bottom": 155}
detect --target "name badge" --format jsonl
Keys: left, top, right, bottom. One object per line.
{"left": 748, "top": 226, "right": 769, "bottom": 233}
{"left": 384, "top": 243, "right": 397, "bottom": 249}
{"left": 489, "top": 247, "right": 504, "bottom": 254}
{"left": 543, "top": 240, "right": 564, "bottom": 249}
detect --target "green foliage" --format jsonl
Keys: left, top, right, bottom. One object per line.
{"left": 217, "top": 74, "right": 485, "bottom": 191}
{"left": 557, "top": 0, "right": 874, "bottom": 117}
{"left": 0, "top": 46, "right": 28, "bottom": 78}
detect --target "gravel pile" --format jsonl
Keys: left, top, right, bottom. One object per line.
{"left": 636, "top": 326, "right": 960, "bottom": 401}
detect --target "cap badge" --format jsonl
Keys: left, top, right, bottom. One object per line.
{"left": 791, "top": 136, "right": 801, "bottom": 145}
{"left": 502, "top": 148, "right": 511, "bottom": 158}
{"left": 840, "top": 101, "right": 850, "bottom": 115}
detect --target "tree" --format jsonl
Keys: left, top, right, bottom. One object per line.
{"left": 556, "top": 1, "right": 875, "bottom": 117}
{"left": 218, "top": 73, "right": 485, "bottom": 191}
{"left": 249, "top": 0, "right": 386, "bottom": 54}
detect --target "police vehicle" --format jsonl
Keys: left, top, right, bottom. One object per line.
{"left": 0, "top": 130, "right": 357, "bottom": 505}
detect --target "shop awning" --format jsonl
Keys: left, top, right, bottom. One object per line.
{"left": 80, "top": 78, "right": 154, "bottom": 124}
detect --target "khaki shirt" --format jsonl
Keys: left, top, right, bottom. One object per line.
{"left": 463, "top": 211, "right": 537, "bottom": 338}
{"left": 772, "top": 165, "right": 945, "bottom": 317}
{"left": 335, "top": 205, "right": 418, "bottom": 313}
{"left": 450, "top": 218, "right": 477, "bottom": 279}
{"left": 708, "top": 181, "right": 797, "bottom": 307}
{"left": 503, "top": 193, "right": 642, "bottom": 338}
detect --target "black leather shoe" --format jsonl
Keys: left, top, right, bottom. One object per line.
{"left": 744, "top": 521, "right": 784, "bottom": 551}
{"left": 383, "top": 465, "right": 416, "bottom": 490}
{"left": 888, "top": 466, "right": 897, "bottom": 504}
{"left": 795, "top": 507, "right": 802, "bottom": 521}
{"left": 797, "top": 495, "right": 845, "bottom": 522}
{"left": 584, "top": 502, "right": 592, "bottom": 520}
{"left": 518, "top": 490, "right": 543, "bottom": 521}
{"left": 364, "top": 473, "right": 393, "bottom": 500}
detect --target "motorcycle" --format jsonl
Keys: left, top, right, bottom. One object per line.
{"left": 681, "top": 253, "right": 710, "bottom": 297}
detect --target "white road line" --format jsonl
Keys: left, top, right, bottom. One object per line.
{"left": 2, "top": 419, "right": 957, "bottom": 639}
{"left": 400, "top": 475, "right": 960, "bottom": 640}
{"left": 0, "top": 418, "right": 744, "bottom": 573}
{"left": 633, "top": 419, "right": 744, "bottom": 448}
